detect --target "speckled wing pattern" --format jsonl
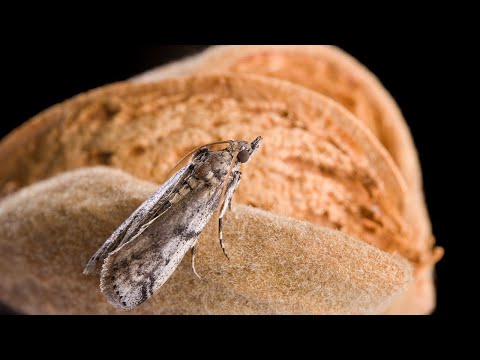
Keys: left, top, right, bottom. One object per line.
{"left": 84, "top": 137, "right": 262, "bottom": 310}
{"left": 83, "top": 164, "right": 190, "bottom": 275}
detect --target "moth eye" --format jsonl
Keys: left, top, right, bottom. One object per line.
{"left": 237, "top": 150, "right": 250, "bottom": 163}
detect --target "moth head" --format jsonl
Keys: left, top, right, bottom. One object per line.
{"left": 233, "top": 136, "right": 262, "bottom": 164}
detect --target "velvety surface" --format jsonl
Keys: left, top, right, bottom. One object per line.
{"left": 0, "top": 167, "right": 412, "bottom": 314}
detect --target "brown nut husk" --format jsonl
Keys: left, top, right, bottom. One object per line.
{"left": 0, "top": 167, "right": 412, "bottom": 314}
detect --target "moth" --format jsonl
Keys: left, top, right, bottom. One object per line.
{"left": 84, "top": 136, "right": 262, "bottom": 310}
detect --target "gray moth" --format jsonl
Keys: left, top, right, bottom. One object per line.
{"left": 84, "top": 136, "right": 262, "bottom": 310}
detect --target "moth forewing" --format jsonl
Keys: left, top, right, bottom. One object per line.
{"left": 100, "top": 174, "right": 229, "bottom": 309}
{"left": 100, "top": 166, "right": 234, "bottom": 309}
{"left": 83, "top": 164, "right": 191, "bottom": 275}
{"left": 88, "top": 137, "right": 262, "bottom": 310}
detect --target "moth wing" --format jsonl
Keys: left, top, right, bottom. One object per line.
{"left": 83, "top": 164, "right": 190, "bottom": 275}
{"left": 100, "top": 176, "right": 229, "bottom": 310}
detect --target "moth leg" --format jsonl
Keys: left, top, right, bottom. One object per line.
{"left": 218, "top": 217, "right": 229, "bottom": 260}
{"left": 228, "top": 186, "right": 239, "bottom": 212}
{"left": 191, "top": 244, "right": 201, "bottom": 279}
{"left": 218, "top": 172, "right": 242, "bottom": 260}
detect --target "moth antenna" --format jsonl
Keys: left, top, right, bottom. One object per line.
{"left": 216, "top": 149, "right": 239, "bottom": 255}
{"left": 162, "top": 140, "right": 234, "bottom": 182}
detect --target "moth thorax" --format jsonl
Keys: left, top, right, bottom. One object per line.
{"left": 222, "top": 151, "right": 231, "bottom": 160}
{"left": 196, "top": 155, "right": 224, "bottom": 180}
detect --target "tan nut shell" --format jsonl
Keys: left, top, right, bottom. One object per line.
{"left": 132, "top": 47, "right": 439, "bottom": 313}
{"left": 133, "top": 45, "right": 421, "bottom": 193}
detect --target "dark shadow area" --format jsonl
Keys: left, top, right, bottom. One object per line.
{"left": 0, "top": 302, "right": 19, "bottom": 315}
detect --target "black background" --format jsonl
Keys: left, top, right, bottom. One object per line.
{"left": 1, "top": 44, "right": 451, "bottom": 316}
